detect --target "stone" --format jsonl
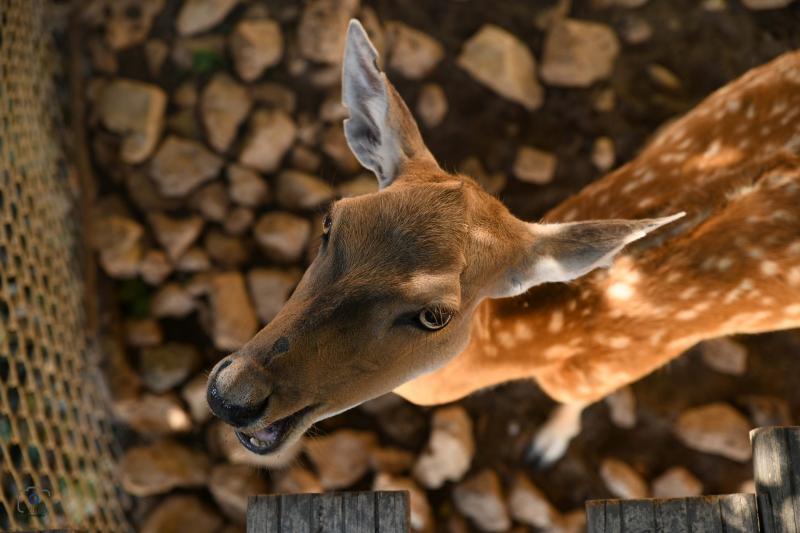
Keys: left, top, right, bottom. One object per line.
{"left": 114, "top": 393, "right": 193, "bottom": 434}
{"left": 89, "top": 38, "right": 118, "bottom": 74}
{"left": 321, "top": 125, "right": 362, "bottom": 174}
{"left": 373, "top": 473, "right": 432, "bottom": 532}
{"left": 168, "top": 109, "right": 203, "bottom": 139}
{"left": 140, "top": 249, "right": 173, "bottom": 285}
{"left": 417, "top": 83, "right": 448, "bottom": 128}
{"left": 141, "top": 495, "right": 223, "bottom": 533}
{"left": 452, "top": 470, "right": 511, "bottom": 533}
{"left": 177, "top": 0, "right": 239, "bottom": 36}
{"left": 508, "top": 473, "right": 561, "bottom": 530}
{"left": 145, "top": 39, "right": 169, "bottom": 75}
{"left": 737, "top": 395, "right": 792, "bottom": 427}
{"left": 593, "top": 0, "right": 649, "bottom": 6}
{"left": 320, "top": 91, "right": 349, "bottom": 123}
{"left": 251, "top": 83, "right": 297, "bottom": 112}
{"left": 460, "top": 157, "right": 507, "bottom": 195}
{"left": 275, "top": 170, "right": 334, "bottom": 210}
{"left": 605, "top": 386, "right": 637, "bottom": 429}
{"left": 201, "top": 74, "right": 253, "bottom": 153}
{"left": 190, "top": 182, "right": 230, "bottom": 222}
{"left": 253, "top": 212, "right": 312, "bottom": 263}
{"left": 176, "top": 247, "right": 212, "bottom": 272}
{"left": 386, "top": 22, "right": 444, "bottom": 79}
{"left": 292, "top": 146, "right": 323, "bottom": 173}
{"left": 369, "top": 447, "right": 415, "bottom": 475}
{"left": 593, "top": 88, "right": 616, "bottom": 112}
{"left": 175, "top": 84, "right": 198, "bottom": 111}
{"left": 225, "top": 207, "right": 255, "bottom": 235}
{"left": 514, "top": 146, "right": 557, "bottom": 185}
{"left": 621, "top": 15, "right": 653, "bottom": 44}
{"left": 337, "top": 174, "right": 378, "bottom": 197}
{"left": 210, "top": 272, "right": 259, "bottom": 351}
{"left": 272, "top": 465, "right": 323, "bottom": 494}
{"left": 651, "top": 467, "right": 703, "bottom": 498}
{"left": 541, "top": 19, "right": 620, "bottom": 88}
{"left": 413, "top": 406, "right": 475, "bottom": 489}
{"left": 182, "top": 373, "right": 213, "bottom": 423}
{"left": 700, "top": 337, "right": 748, "bottom": 376}
{"left": 247, "top": 268, "right": 302, "bottom": 323}
{"left": 92, "top": 215, "right": 143, "bottom": 279}
{"left": 98, "top": 80, "right": 166, "bottom": 164}
{"left": 151, "top": 283, "right": 196, "bottom": 318}
{"left": 675, "top": 403, "right": 752, "bottom": 462}
{"left": 457, "top": 25, "right": 543, "bottom": 110}
{"left": 231, "top": 19, "right": 283, "bottom": 81}
{"left": 98, "top": 0, "right": 166, "bottom": 50}
{"left": 742, "top": 0, "right": 795, "bottom": 8}
{"left": 305, "top": 430, "right": 377, "bottom": 489}
{"left": 149, "top": 212, "right": 205, "bottom": 260}
{"left": 172, "top": 34, "right": 226, "bottom": 71}
{"left": 600, "top": 458, "right": 649, "bottom": 499}
{"left": 125, "top": 318, "right": 162, "bottom": 348}
{"left": 209, "top": 421, "right": 303, "bottom": 469}
{"left": 647, "top": 64, "right": 682, "bottom": 90}
{"left": 240, "top": 109, "right": 297, "bottom": 172}
{"left": 120, "top": 440, "right": 209, "bottom": 496}
{"left": 209, "top": 463, "right": 269, "bottom": 524}
{"left": 205, "top": 229, "right": 251, "bottom": 268}
{"left": 151, "top": 136, "right": 224, "bottom": 197}
{"left": 592, "top": 136, "right": 616, "bottom": 172}
{"left": 228, "top": 164, "right": 270, "bottom": 207}
{"left": 297, "top": 0, "right": 360, "bottom": 64}
{"left": 140, "top": 342, "right": 200, "bottom": 393}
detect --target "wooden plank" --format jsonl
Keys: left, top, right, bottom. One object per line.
{"left": 752, "top": 426, "right": 800, "bottom": 533}
{"left": 247, "top": 495, "right": 279, "bottom": 533}
{"left": 655, "top": 498, "right": 689, "bottom": 533}
{"left": 605, "top": 500, "right": 622, "bottom": 532}
{"left": 309, "top": 493, "right": 344, "bottom": 532}
{"left": 586, "top": 500, "right": 607, "bottom": 532}
{"left": 280, "top": 493, "right": 312, "bottom": 533}
{"left": 719, "top": 493, "right": 759, "bottom": 533}
{"left": 342, "top": 492, "right": 375, "bottom": 533}
{"left": 375, "top": 491, "right": 410, "bottom": 533}
{"left": 686, "top": 496, "right": 723, "bottom": 533}
{"left": 621, "top": 499, "right": 656, "bottom": 532}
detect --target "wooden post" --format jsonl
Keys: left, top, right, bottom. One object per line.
{"left": 247, "top": 491, "right": 410, "bottom": 533}
{"left": 751, "top": 426, "right": 800, "bottom": 533}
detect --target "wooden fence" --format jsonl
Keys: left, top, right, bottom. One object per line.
{"left": 588, "top": 426, "right": 800, "bottom": 532}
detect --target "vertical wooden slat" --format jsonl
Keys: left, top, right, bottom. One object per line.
{"left": 375, "top": 491, "right": 410, "bottom": 533}
{"left": 621, "top": 499, "right": 657, "bottom": 532}
{"left": 686, "top": 496, "right": 723, "bottom": 533}
{"left": 655, "top": 498, "right": 689, "bottom": 533}
{"left": 586, "top": 500, "right": 607, "bottom": 532}
{"left": 247, "top": 495, "right": 279, "bottom": 533}
{"left": 605, "top": 500, "right": 622, "bottom": 532}
{"left": 342, "top": 492, "right": 376, "bottom": 533}
{"left": 280, "top": 493, "right": 312, "bottom": 532}
{"left": 719, "top": 493, "right": 759, "bottom": 533}
{"left": 752, "top": 426, "right": 800, "bottom": 533}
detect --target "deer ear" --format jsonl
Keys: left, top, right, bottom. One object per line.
{"left": 493, "top": 213, "right": 686, "bottom": 298}
{"left": 342, "top": 19, "right": 437, "bottom": 188}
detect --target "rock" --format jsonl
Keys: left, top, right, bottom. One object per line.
{"left": 742, "top": 0, "right": 795, "bottom": 9}
{"left": 305, "top": 430, "right": 377, "bottom": 489}
{"left": 413, "top": 406, "right": 475, "bottom": 489}
{"left": 209, "top": 464, "right": 269, "bottom": 524}
{"left": 320, "top": 91, "right": 348, "bottom": 123}
{"left": 89, "top": 37, "right": 117, "bottom": 74}
{"left": 541, "top": 19, "right": 620, "bottom": 87}
{"left": 321, "top": 125, "right": 362, "bottom": 174}
{"left": 275, "top": 170, "right": 334, "bottom": 210}
{"left": 140, "top": 249, "right": 173, "bottom": 285}
{"left": 141, "top": 495, "right": 223, "bottom": 533}
{"left": 209, "top": 421, "right": 303, "bottom": 468}
{"left": 297, "top": 0, "right": 360, "bottom": 64}
{"left": 201, "top": 74, "right": 253, "bottom": 153}
{"left": 240, "top": 109, "right": 297, "bottom": 172}
{"left": 452, "top": 470, "right": 511, "bottom": 533}
{"left": 553, "top": 510, "right": 587, "bottom": 533}
{"left": 247, "top": 268, "right": 302, "bottom": 323}
{"left": 231, "top": 19, "right": 283, "bottom": 81}
{"left": 593, "top": 88, "right": 616, "bottom": 112}
{"left": 292, "top": 146, "right": 323, "bottom": 173}
{"left": 115, "top": 393, "right": 193, "bottom": 434}
{"left": 675, "top": 403, "right": 752, "bottom": 462}
{"left": 100, "top": 0, "right": 166, "bottom": 50}
{"left": 228, "top": 164, "right": 270, "bottom": 207}
{"left": 125, "top": 170, "right": 183, "bottom": 214}
{"left": 98, "top": 80, "right": 166, "bottom": 164}
{"left": 508, "top": 473, "right": 561, "bottom": 530}
{"left": 151, "top": 283, "right": 196, "bottom": 318}
{"left": 647, "top": 64, "right": 682, "bottom": 90}
{"left": 605, "top": 386, "right": 637, "bottom": 428}
{"left": 513, "top": 146, "right": 557, "bottom": 185}
{"left": 417, "top": 83, "right": 448, "bottom": 128}
{"left": 251, "top": 82, "right": 297, "bottom": 112}
{"left": 457, "top": 25, "right": 543, "bottom": 110}
{"left": 592, "top": 136, "right": 616, "bottom": 172}
{"left": 253, "top": 212, "right": 312, "bottom": 263}
{"left": 369, "top": 447, "right": 415, "bottom": 475}
{"left": 182, "top": 373, "right": 213, "bottom": 423}
{"left": 651, "top": 467, "right": 703, "bottom": 498}
{"left": 620, "top": 15, "right": 653, "bottom": 45}
{"left": 374, "top": 473, "right": 432, "bottom": 532}
{"left": 177, "top": 0, "right": 239, "bottom": 36}
{"left": 191, "top": 182, "right": 230, "bottom": 222}
{"left": 151, "top": 136, "right": 224, "bottom": 197}
{"left": 174, "top": 82, "right": 199, "bottom": 108}
{"left": 172, "top": 34, "right": 227, "bottom": 71}
{"left": 176, "top": 247, "right": 212, "bottom": 272}
{"left": 600, "top": 458, "right": 649, "bottom": 499}
{"left": 125, "top": 318, "right": 163, "bottom": 348}
{"left": 205, "top": 229, "right": 251, "bottom": 268}
{"left": 593, "top": 0, "right": 650, "bottom": 6}
{"left": 337, "top": 174, "right": 378, "bottom": 197}
{"left": 700, "top": 337, "right": 748, "bottom": 376}
{"left": 93, "top": 215, "right": 144, "bottom": 279}
{"left": 210, "top": 272, "right": 259, "bottom": 351}
{"left": 225, "top": 207, "right": 255, "bottom": 235}
{"left": 739, "top": 479, "right": 756, "bottom": 493}
{"left": 272, "top": 465, "right": 323, "bottom": 493}
{"left": 460, "top": 157, "right": 507, "bottom": 195}
{"left": 737, "top": 395, "right": 792, "bottom": 427}
{"left": 149, "top": 212, "right": 205, "bottom": 260}
{"left": 140, "top": 343, "right": 200, "bottom": 393}
{"left": 386, "top": 22, "right": 444, "bottom": 79}
{"left": 145, "top": 39, "right": 169, "bottom": 75}
{"left": 120, "top": 440, "right": 209, "bottom": 496}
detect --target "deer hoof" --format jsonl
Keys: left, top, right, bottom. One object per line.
{"left": 526, "top": 403, "right": 585, "bottom": 468}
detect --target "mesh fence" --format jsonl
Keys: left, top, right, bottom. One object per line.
{"left": 0, "top": 0, "right": 130, "bottom": 530}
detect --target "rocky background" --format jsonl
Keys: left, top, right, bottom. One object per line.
{"left": 78, "top": 0, "right": 800, "bottom": 531}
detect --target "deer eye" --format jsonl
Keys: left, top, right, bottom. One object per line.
{"left": 418, "top": 307, "right": 452, "bottom": 331}
{"left": 322, "top": 213, "right": 332, "bottom": 237}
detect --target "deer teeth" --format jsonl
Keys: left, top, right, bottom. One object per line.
{"left": 250, "top": 436, "right": 267, "bottom": 448}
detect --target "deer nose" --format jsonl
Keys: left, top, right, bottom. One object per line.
{"left": 207, "top": 356, "right": 272, "bottom": 427}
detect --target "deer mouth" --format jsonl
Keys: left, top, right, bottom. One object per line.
{"left": 235, "top": 404, "right": 318, "bottom": 455}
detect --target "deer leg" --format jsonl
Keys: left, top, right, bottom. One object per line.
{"left": 527, "top": 401, "right": 589, "bottom": 467}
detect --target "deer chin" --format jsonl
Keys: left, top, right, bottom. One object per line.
{"left": 235, "top": 403, "right": 319, "bottom": 455}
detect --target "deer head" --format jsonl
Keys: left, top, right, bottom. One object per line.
{"left": 206, "top": 20, "right": 681, "bottom": 456}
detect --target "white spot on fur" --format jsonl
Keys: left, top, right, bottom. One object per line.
{"left": 760, "top": 261, "right": 778, "bottom": 276}
{"left": 548, "top": 311, "right": 564, "bottom": 334}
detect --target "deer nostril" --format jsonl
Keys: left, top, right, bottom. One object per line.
{"left": 216, "top": 358, "right": 233, "bottom": 372}
{"left": 207, "top": 365, "right": 271, "bottom": 427}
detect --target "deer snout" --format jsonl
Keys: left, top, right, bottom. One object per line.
{"left": 207, "top": 355, "right": 272, "bottom": 427}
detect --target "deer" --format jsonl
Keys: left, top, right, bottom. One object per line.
{"left": 206, "top": 20, "right": 800, "bottom": 466}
